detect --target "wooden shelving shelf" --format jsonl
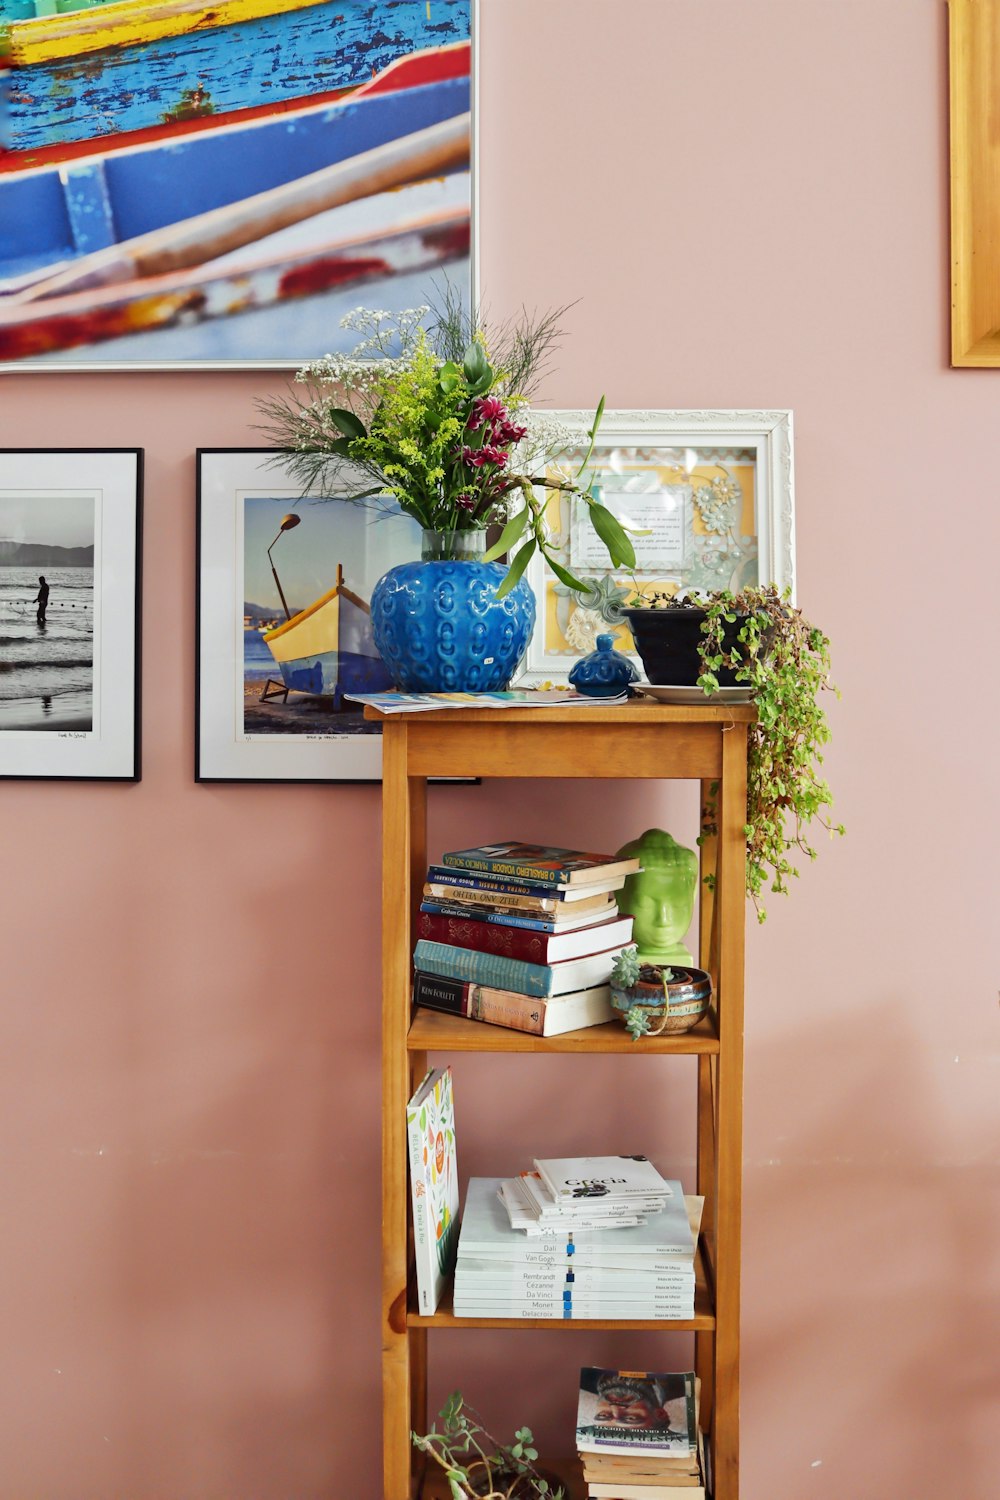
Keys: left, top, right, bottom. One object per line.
{"left": 374, "top": 698, "right": 750, "bottom": 1500}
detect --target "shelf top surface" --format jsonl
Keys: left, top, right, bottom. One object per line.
{"left": 364, "top": 697, "right": 756, "bottom": 726}
{"left": 408, "top": 1008, "right": 720, "bottom": 1054}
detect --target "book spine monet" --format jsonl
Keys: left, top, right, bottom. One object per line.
{"left": 416, "top": 910, "right": 552, "bottom": 962}
{"left": 413, "top": 973, "right": 548, "bottom": 1034}
{"left": 414, "top": 939, "right": 552, "bottom": 997}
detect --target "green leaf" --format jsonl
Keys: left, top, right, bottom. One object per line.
{"left": 543, "top": 553, "right": 591, "bottom": 592}
{"left": 588, "top": 501, "right": 637, "bottom": 568}
{"left": 439, "top": 361, "right": 461, "bottom": 394}
{"left": 495, "top": 538, "right": 536, "bottom": 598}
{"left": 483, "top": 508, "right": 529, "bottom": 561}
{"left": 328, "top": 407, "right": 366, "bottom": 440}
{"left": 462, "top": 341, "right": 490, "bottom": 386}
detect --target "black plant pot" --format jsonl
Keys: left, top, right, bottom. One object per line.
{"left": 621, "top": 607, "right": 750, "bottom": 686}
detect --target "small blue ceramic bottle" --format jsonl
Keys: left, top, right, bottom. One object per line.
{"left": 569, "top": 633, "right": 640, "bottom": 697}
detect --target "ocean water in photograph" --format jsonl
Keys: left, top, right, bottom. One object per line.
{"left": 0, "top": 567, "right": 94, "bottom": 731}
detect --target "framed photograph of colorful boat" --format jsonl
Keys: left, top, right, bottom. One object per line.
{"left": 0, "top": 0, "right": 475, "bottom": 370}
{"left": 0, "top": 448, "right": 142, "bottom": 779}
{"left": 196, "top": 446, "right": 422, "bottom": 781}
{"left": 515, "top": 409, "right": 795, "bottom": 685}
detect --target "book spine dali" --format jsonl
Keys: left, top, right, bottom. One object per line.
{"left": 414, "top": 939, "right": 552, "bottom": 997}
{"left": 413, "top": 973, "right": 547, "bottom": 1035}
{"left": 417, "top": 909, "right": 555, "bottom": 963}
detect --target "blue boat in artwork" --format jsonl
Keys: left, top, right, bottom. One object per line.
{"left": 0, "top": 0, "right": 470, "bottom": 154}
{"left": 262, "top": 564, "right": 394, "bottom": 708}
{"left": 0, "top": 48, "right": 470, "bottom": 284}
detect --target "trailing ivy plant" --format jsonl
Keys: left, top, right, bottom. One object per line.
{"left": 693, "top": 585, "right": 844, "bottom": 921}
{"left": 412, "top": 1392, "right": 564, "bottom": 1500}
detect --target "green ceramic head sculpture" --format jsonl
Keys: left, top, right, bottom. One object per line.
{"left": 615, "top": 828, "right": 698, "bottom": 966}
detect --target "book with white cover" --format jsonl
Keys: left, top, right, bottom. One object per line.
{"left": 458, "top": 1178, "right": 698, "bottom": 1263}
{"left": 405, "top": 1067, "right": 459, "bottom": 1314}
{"left": 454, "top": 1257, "right": 695, "bottom": 1294}
{"left": 453, "top": 1299, "right": 693, "bottom": 1320}
{"left": 516, "top": 1171, "right": 667, "bottom": 1220}
{"left": 533, "top": 1154, "right": 673, "bottom": 1202}
{"left": 499, "top": 1180, "right": 644, "bottom": 1234}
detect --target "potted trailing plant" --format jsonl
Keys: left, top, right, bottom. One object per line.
{"left": 412, "top": 1391, "right": 564, "bottom": 1499}
{"left": 609, "top": 947, "right": 713, "bottom": 1041}
{"left": 257, "top": 301, "right": 637, "bottom": 692}
{"left": 622, "top": 584, "right": 844, "bottom": 920}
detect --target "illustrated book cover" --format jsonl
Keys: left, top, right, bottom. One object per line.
{"left": 533, "top": 1154, "right": 673, "bottom": 1201}
{"left": 405, "top": 1066, "right": 459, "bottom": 1315}
{"left": 575, "top": 1368, "right": 698, "bottom": 1456}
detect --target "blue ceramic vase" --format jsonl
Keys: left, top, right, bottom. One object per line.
{"left": 370, "top": 530, "right": 536, "bottom": 692}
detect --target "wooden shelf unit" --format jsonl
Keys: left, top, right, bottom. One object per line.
{"left": 374, "top": 699, "right": 752, "bottom": 1500}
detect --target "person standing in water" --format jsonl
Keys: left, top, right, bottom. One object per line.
{"left": 35, "top": 575, "right": 49, "bottom": 624}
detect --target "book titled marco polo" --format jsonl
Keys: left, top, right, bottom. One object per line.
{"left": 439, "top": 842, "right": 641, "bottom": 888}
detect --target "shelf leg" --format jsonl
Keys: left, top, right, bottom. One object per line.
{"left": 711, "top": 724, "right": 747, "bottom": 1500}
{"left": 382, "top": 724, "right": 428, "bottom": 1500}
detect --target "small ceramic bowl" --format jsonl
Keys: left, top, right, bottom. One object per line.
{"left": 610, "top": 964, "right": 713, "bottom": 1039}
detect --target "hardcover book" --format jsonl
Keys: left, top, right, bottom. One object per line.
{"left": 533, "top": 1154, "right": 673, "bottom": 1202}
{"left": 420, "top": 899, "right": 617, "bottom": 932}
{"left": 423, "top": 883, "right": 618, "bottom": 915}
{"left": 425, "top": 865, "right": 631, "bottom": 900}
{"left": 412, "top": 973, "right": 614, "bottom": 1037}
{"left": 575, "top": 1368, "right": 698, "bottom": 1456}
{"left": 413, "top": 939, "right": 627, "bottom": 999}
{"left": 440, "top": 842, "right": 642, "bottom": 887}
{"left": 416, "top": 911, "right": 634, "bottom": 964}
{"left": 405, "top": 1067, "right": 459, "bottom": 1315}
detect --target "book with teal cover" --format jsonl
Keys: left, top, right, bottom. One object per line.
{"left": 412, "top": 939, "right": 623, "bottom": 998}
{"left": 439, "top": 842, "right": 640, "bottom": 888}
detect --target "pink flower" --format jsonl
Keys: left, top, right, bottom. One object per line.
{"left": 463, "top": 445, "right": 508, "bottom": 468}
{"left": 497, "top": 419, "right": 527, "bottom": 445}
{"left": 467, "top": 395, "right": 506, "bottom": 432}
{"left": 455, "top": 493, "right": 476, "bottom": 511}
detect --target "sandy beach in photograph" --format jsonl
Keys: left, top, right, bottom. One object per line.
{"left": 0, "top": 690, "right": 93, "bottom": 733}
{"left": 243, "top": 679, "right": 379, "bottom": 737}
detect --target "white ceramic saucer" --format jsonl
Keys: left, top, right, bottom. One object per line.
{"left": 637, "top": 684, "right": 753, "bottom": 705}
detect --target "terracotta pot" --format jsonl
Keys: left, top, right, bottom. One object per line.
{"left": 610, "top": 964, "right": 712, "bottom": 1038}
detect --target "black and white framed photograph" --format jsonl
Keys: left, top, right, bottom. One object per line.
{"left": 0, "top": 448, "right": 142, "bottom": 779}
{"left": 517, "top": 408, "right": 795, "bottom": 684}
{"left": 196, "top": 447, "right": 421, "bottom": 782}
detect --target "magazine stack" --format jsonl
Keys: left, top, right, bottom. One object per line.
{"left": 576, "top": 1367, "right": 706, "bottom": 1497}
{"left": 412, "top": 841, "right": 639, "bottom": 1037}
{"left": 452, "top": 1157, "right": 701, "bottom": 1321}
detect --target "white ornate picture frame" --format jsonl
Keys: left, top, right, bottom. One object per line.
{"left": 517, "top": 409, "right": 795, "bottom": 685}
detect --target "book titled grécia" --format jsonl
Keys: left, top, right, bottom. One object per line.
{"left": 440, "top": 842, "right": 641, "bottom": 887}
{"left": 405, "top": 1066, "right": 460, "bottom": 1315}
{"left": 533, "top": 1154, "right": 673, "bottom": 1202}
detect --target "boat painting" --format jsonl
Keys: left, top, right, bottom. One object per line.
{"left": 0, "top": 0, "right": 469, "bottom": 151}
{"left": 0, "top": 3, "right": 473, "bottom": 367}
{"left": 262, "top": 563, "right": 393, "bottom": 708}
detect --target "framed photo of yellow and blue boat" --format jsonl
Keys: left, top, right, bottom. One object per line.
{"left": 516, "top": 409, "right": 796, "bottom": 685}
{"left": 196, "top": 447, "right": 421, "bottom": 781}
{"left": 0, "top": 0, "right": 474, "bottom": 369}
{"left": 0, "top": 448, "right": 142, "bottom": 779}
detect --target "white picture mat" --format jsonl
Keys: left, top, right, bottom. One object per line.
{"left": 519, "top": 409, "right": 795, "bottom": 684}
{"left": 0, "top": 449, "right": 140, "bottom": 778}
{"left": 196, "top": 448, "right": 420, "bottom": 781}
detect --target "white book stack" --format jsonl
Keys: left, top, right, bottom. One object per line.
{"left": 453, "top": 1176, "right": 701, "bottom": 1320}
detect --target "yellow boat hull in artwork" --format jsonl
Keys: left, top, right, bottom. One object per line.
{"left": 5, "top": 0, "right": 328, "bottom": 65}
{"left": 262, "top": 574, "right": 393, "bottom": 705}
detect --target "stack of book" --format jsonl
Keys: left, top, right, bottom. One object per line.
{"left": 499, "top": 1153, "right": 675, "bottom": 1234}
{"left": 413, "top": 841, "right": 640, "bottom": 1037}
{"left": 576, "top": 1367, "right": 705, "bottom": 1497}
{"left": 452, "top": 1159, "right": 701, "bottom": 1321}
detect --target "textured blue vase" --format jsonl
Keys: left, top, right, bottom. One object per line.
{"left": 370, "top": 531, "right": 536, "bottom": 692}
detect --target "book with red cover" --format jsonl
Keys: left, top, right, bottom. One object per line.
{"left": 415, "top": 910, "right": 633, "bottom": 963}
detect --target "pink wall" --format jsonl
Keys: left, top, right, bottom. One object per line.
{"left": 2, "top": 2, "right": 998, "bottom": 1496}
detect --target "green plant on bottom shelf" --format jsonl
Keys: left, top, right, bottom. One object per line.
{"left": 412, "top": 1391, "right": 564, "bottom": 1500}
{"left": 692, "top": 585, "right": 845, "bottom": 921}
